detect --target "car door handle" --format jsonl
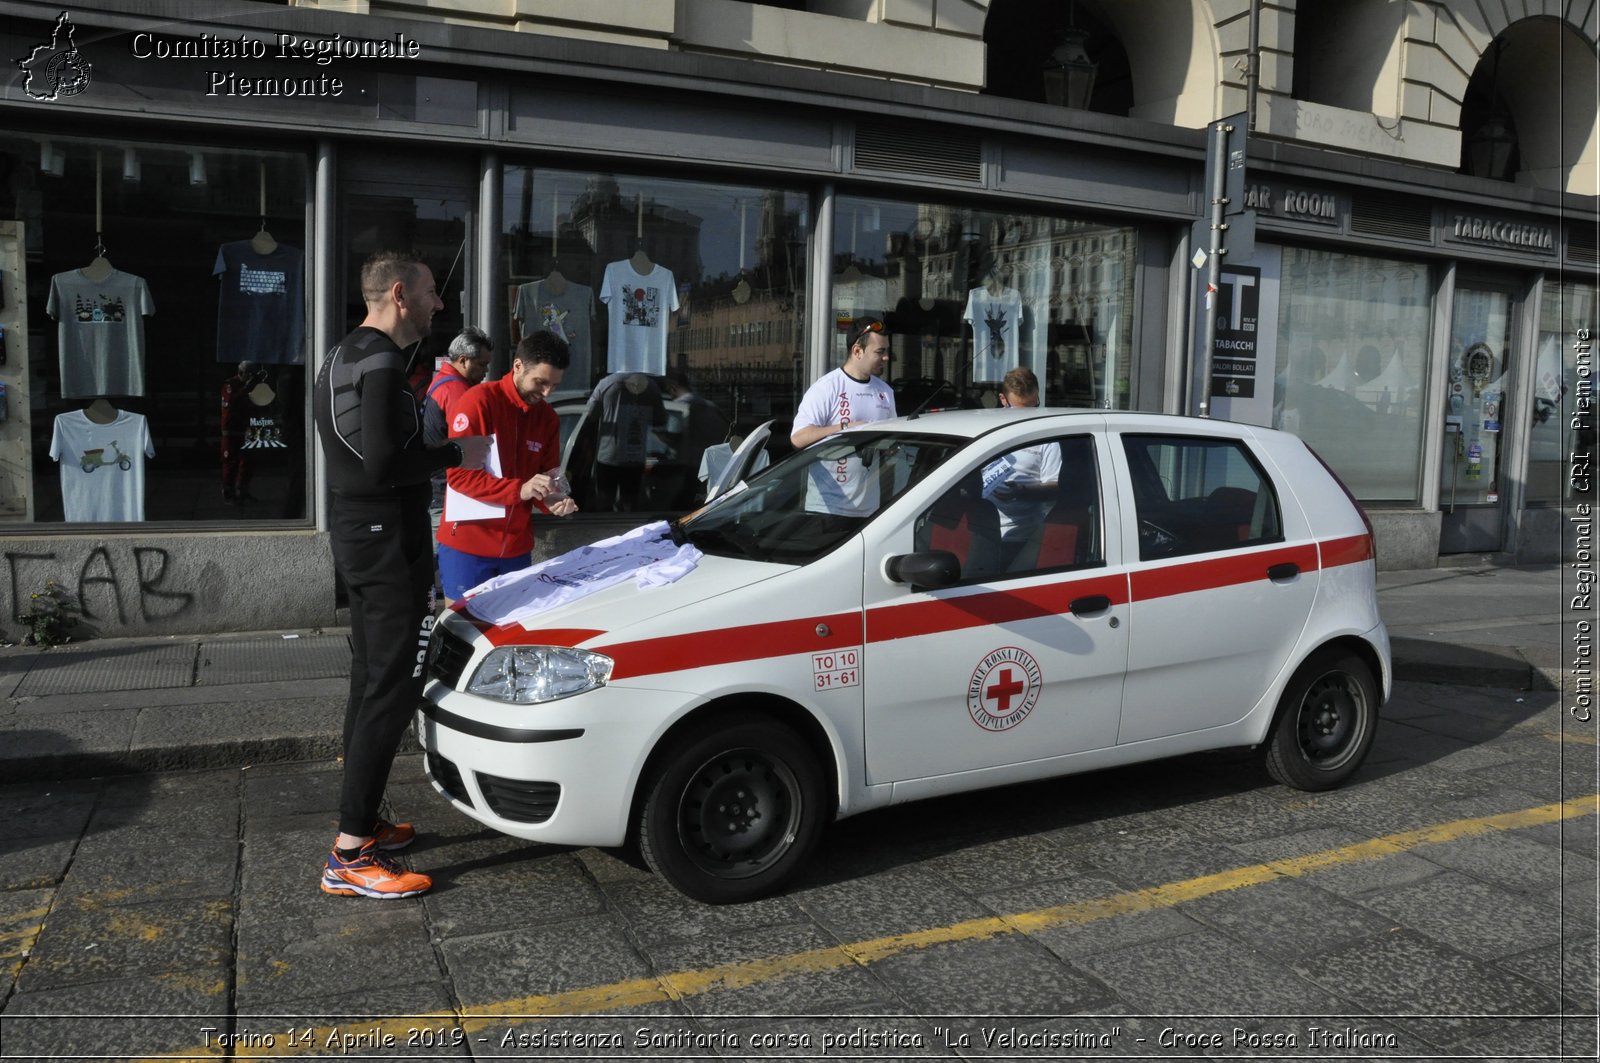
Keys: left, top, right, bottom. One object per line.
{"left": 1267, "top": 562, "right": 1300, "bottom": 581}
{"left": 1070, "top": 594, "right": 1111, "bottom": 616}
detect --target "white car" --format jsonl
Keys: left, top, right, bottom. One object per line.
{"left": 417, "top": 409, "right": 1389, "bottom": 903}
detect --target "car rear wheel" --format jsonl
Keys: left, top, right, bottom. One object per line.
{"left": 637, "top": 718, "right": 826, "bottom": 903}
{"left": 1263, "top": 649, "right": 1377, "bottom": 791}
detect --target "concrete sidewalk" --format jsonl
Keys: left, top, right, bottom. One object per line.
{"left": 0, "top": 564, "right": 1576, "bottom": 783}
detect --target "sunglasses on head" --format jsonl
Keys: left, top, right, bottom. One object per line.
{"left": 852, "top": 319, "right": 885, "bottom": 347}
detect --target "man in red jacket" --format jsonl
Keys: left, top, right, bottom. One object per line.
{"left": 437, "top": 332, "right": 579, "bottom": 602}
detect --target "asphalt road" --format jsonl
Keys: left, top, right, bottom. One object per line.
{"left": 1, "top": 678, "right": 1595, "bottom": 1061}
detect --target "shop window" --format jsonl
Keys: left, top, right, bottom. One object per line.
{"left": 1273, "top": 248, "right": 1432, "bottom": 503}
{"left": 832, "top": 195, "right": 1136, "bottom": 412}
{"left": 0, "top": 134, "right": 310, "bottom": 528}
{"left": 500, "top": 165, "right": 808, "bottom": 515}
{"left": 1528, "top": 281, "right": 1597, "bottom": 504}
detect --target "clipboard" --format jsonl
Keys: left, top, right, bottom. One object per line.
{"left": 444, "top": 432, "right": 506, "bottom": 521}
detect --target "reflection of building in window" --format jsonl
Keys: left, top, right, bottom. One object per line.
{"left": 847, "top": 202, "right": 1133, "bottom": 405}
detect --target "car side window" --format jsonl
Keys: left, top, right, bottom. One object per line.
{"left": 913, "top": 435, "right": 1102, "bottom": 581}
{"left": 1121, "top": 434, "right": 1284, "bottom": 560}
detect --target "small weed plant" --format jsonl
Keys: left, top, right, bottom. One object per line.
{"left": 17, "top": 579, "right": 80, "bottom": 646}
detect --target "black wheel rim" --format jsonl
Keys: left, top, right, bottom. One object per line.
{"left": 675, "top": 746, "right": 802, "bottom": 880}
{"left": 1295, "top": 669, "right": 1368, "bottom": 770}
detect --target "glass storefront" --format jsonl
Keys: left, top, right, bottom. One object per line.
{"left": 498, "top": 164, "right": 810, "bottom": 514}
{"left": 1272, "top": 247, "right": 1433, "bottom": 503}
{"left": 1529, "top": 279, "right": 1598, "bottom": 504}
{"left": 0, "top": 133, "right": 311, "bottom": 526}
{"left": 831, "top": 196, "right": 1137, "bottom": 411}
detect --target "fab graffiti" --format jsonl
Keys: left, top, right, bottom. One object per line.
{"left": 6, "top": 546, "right": 195, "bottom": 626}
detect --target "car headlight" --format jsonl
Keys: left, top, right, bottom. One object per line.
{"left": 465, "top": 646, "right": 613, "bottom": 704}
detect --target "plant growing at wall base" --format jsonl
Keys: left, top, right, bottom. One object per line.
{"left": 16, "top": 579, "right": 80, "bottom": 646}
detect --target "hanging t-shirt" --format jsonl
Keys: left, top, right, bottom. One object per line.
{"left": 792, "top": 367, "right": 897, "bottom": 515}
{"left": 464, "top": 521, "right": 702, "bottom": 628}
{"left": 49, "top": 409, "right": 156, "bottom": 522}
{"left": 239, "top": 385, "right": 290, "bottom": 452}
{"left": 514, "top": 278, "right": 595, "bottom": 388}
{"left": 47, "top": 269, "right": 155, "bottom": 398}
{"left": 213, "top": 242, "right": 305, "bottom": 365}
{"left": 588, "top": 372, "right": 664, "bottom": 466}
{"left": 964, "top": 286, "right": 1024, "bottom": 382}
{"left": 599, "top": 260, "right": 679, "bottom": 375}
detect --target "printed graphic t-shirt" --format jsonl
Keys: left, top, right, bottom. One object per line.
{"left": 963, "top": 286, "right": 1023, "bottom": 383}
{"left": 47, "top": 269, "right": 155, "bottom": 398}
{"left": 49, "top": 409, "right": 156, "bottom": 522}
{"left": 599, "top": 260, "right": 679, "bottom": 375}
{"left": 514, "top": 279, "right": 595, "bottom": 387}
{"left": 213, "top": 241, "right": 305, "bottom": 365}
{"left": 792, "top": 368, "right": 897, "bottom": 515}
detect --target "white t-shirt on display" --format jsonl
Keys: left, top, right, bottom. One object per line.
{"left": 599, "top": 260, "right": 679, "bottom": 375}
{"left": 792, "top": 368, "right": 896, "bottom": 515}
{"left": 49, "top": 409, "right": 156, "bottom": 522}
{"left": 964, "top": 286, "right": 1023, "bottom": 383}
{"left": 47, "top": 269, "right": 156, "bottom": 398}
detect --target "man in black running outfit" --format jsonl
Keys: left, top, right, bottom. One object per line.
{"left": 313, "top": 250, "right": 490, "bottom": 898}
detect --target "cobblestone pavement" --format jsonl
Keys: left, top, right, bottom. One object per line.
{"left": 0, "top": 679, "right": 1595, "bottom": 1061}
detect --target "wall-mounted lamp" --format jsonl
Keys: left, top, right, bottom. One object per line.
{"left": 188, "top": 152, "right": 207, "bottom": 186}
{"left": 1466, "top": 114, "right": 1517, "bottom": 181}
{"left": 121, "top": 147, "right": 141, "bottom": 183}
{"left": 39, "top": 139, "right": 65, "bottom": 177}
{"left": 1041, "top": 26, "right": 1098, "bottom": 109}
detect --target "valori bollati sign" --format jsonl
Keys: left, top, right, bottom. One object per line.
{"left": 1445, "top": 213, "right": 1556, "bottom": 253}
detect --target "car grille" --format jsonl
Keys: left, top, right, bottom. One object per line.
{"left": 426, "top": 751, "right": 471, "bottom": 807}
{"left": 428, "top": 624, "right": 475, "bottom": 688}
{"left": 477, "top": 772, "right": 560, "bottom": 824}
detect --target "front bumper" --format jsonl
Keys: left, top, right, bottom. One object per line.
{"left": 415, "top": 680, "right": 694, "bottom": 848}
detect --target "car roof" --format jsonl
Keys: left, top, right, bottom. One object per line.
{"left": 877, "top": 406, "right": 1275, "bottom": 441}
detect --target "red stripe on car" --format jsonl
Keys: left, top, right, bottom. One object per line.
{"left": 499, "top": 536, "right": 1369, "bottom": 682}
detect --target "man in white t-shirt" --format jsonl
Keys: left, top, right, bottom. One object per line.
{"left": 791, "top": 316, "right": 897, "bottom": 514}
{"left": 982, "top": 367, "right": 1061, "bottom": 557}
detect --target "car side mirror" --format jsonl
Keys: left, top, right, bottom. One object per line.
{"left": 885, "top": 550, "right": 961, "bottom": 590}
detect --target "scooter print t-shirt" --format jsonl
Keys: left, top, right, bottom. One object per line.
{"left": 49, "top": 409, "right": 156, "bottom": 522}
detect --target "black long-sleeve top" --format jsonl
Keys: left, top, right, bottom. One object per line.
{"left": 314, "top": 326, "right": 459, "bottom": 501}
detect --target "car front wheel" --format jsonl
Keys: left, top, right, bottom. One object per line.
{"left": 637, "top": 718, "right": 827, "bottom": 903}
{"left": 1263, "top": 649, "right": 1378, "bottom": 791}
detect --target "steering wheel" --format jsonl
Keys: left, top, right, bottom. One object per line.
{"left": 1138, "top": 518, "right": 1178, "bottom": 557}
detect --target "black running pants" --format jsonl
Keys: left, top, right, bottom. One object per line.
{"left": 329, "top": 494, "right": 435, "bottom": 837}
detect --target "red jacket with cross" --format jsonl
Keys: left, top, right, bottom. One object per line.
{"left": 438, "top": 373, "right": 561, "bottom": 559}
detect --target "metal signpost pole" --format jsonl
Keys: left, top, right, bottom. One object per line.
{"left": 1197, "top": 117, "right": 1231, "bottom": 419}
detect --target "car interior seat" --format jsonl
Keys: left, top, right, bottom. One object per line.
{"left": 1200, "top": 485, "right": 1258, "bottom": 548}
{"left": 1007, "top": 440, "right": 1100, "bottom": 572}
{"left": 918, "top": 471, "right": 1002, "bottom": 580}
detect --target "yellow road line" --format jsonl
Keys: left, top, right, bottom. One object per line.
{"left": 103, "top": 793, "right": 1599, "bottom": 1060}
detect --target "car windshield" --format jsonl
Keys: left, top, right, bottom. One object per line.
{"left": 675, "top": 432, "right": 962, "bottom": 564}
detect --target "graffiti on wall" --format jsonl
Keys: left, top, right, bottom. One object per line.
{"left": 6, "top": 546, "right": 195, "bottom": 624}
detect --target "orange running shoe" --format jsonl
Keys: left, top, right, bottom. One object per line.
{"left": 372, "top": 818, "right": 415, "bottom": 851}
{"left": 320, "top": 840, "right": 431, "bottom": 898}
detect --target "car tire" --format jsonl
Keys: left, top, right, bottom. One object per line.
{"left": 1263, "top": 649, "right": 1378, "bottom": 791}
{"left": 637, "top": 718, "right": 826, "bottom": 904}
